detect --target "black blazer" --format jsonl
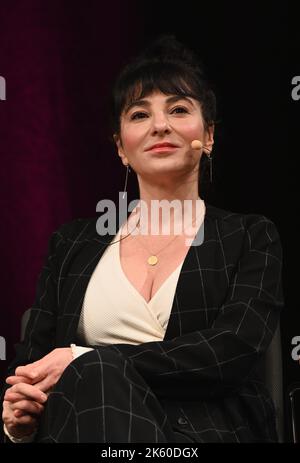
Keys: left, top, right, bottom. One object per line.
{"left": 2, "top": 202, "right": 284, "bottom": 442}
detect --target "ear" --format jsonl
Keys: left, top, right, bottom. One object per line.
{"left": 203, "top": 123, "right": 214, "bottom": 154}
{"left": 113, "top": 133, "right": 129, "bottom": 166}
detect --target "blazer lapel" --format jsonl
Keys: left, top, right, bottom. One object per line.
{"left": 58, "top": 204, "right": 219, "bottom": 346}
{"left": 57, "top": 220, "right": 117, "bottom": 346}
{"left": 163, "top": 211, "right": 215, "bottom": 340}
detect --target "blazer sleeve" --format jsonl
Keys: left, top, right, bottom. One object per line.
{"left": 1, "top": 223, "right": 63, "bottom": 442}
{"left": 1, "top": 221, "right": 76, "bottom": 384}
{"left": 92, "top": 215, "right": 284, "bottom": 400}
{"left": 0, "top": 219, "right": 84, "bottom": 442}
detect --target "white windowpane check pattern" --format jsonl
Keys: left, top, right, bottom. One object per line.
{"left": 1, "top": 202, "right": 284, "bottom": 442}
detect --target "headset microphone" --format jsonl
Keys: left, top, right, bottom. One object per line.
{"left": 190, "top": 140, "right": 203, "bottom": 150}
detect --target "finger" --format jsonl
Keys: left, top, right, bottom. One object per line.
{"left": 3, "top": 400, "right": 38, "bottom": 425}
{"left": 4, "top": 390, "right": 27, "bottom": 403}
{"left": 11, "top": 383, "right": 47, "bottom": 403}
{"left": 6, "top": 375, "right": 33, "bottom": 385}
{"left": 6, "top": 389, "right": 50, "bottom": 403}
{"left": 11, "top": 400, "right": 44, "bottom": 416}
{"left": 15, "top": 365, "right": 43, "bottom": 381}
{"left": 33, "top": 377, "right": 56, "bottom": 393}
{"left": 13, "top": 408, "right": 39, "bottom": 419}
{"left": 14, "top": 409, "right": 27, "bottom": 418}
{"left": 7, "top": 374, "right": 50, "bottom": 392}
{"left": 13, "top": 413, "right": 38, "bottom": 426}
{"left": 5, "top": 380, "right": 52, "bottom": 402}
{"left": 13, "top": 409, "right": 33, "bottom": 418}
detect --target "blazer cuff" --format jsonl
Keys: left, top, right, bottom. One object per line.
{"left": 3, "top": 423, "right": 36, "bottom": 443}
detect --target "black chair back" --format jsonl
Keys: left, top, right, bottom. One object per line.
{"left": 255, "top": 324, "right": 284, "bottom": 442}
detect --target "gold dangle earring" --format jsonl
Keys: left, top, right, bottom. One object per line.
{"left": 203, "top": 148, "right": 213, "bottom": 183}
{"left": 122, "top": 163, "right": 130, "bottom": 199}
{"left": 207, "top": 151, "right": 213, "bottom": 183}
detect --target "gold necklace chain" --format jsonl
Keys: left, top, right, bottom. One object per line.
{"left": 124, "top": 203, "right": 204, "bottom": 266}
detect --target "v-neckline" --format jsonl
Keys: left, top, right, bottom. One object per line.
{"left": 114, "top": 201, "right": 206, "bottom": 306}
{"left": 116, "top": 230, "right": 184, "bottom": 306}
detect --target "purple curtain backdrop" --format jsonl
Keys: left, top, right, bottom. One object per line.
{"left": 0, "top": 0, "right": 140, "bottom": 379}
{"left": 0, "top": 3, "right": 298, "bottom": 432}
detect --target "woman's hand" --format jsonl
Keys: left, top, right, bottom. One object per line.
{"left": 3, "top": 400, "right": 39, "bottom": 439}
{"left": 3, "top": 347, "right": 73, "bottom": 437}
{"left": 6, "top": 347, "right": 73, "bottom": 393}
{"left": 2, "top": 383, "right": 47, "bottom": 439}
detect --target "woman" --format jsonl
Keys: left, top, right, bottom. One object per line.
{"left": 1, "top": 35, "right": 284, "bottom": 443}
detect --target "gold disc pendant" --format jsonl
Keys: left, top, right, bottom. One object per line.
{"left": 148, "top": 255, "right": 158, "bottom": 266}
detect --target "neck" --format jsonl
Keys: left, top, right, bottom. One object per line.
{"left": 132, "top": 177, "right": 203, "bottom": 236}
{"left": 137, "top": 169, "right": 200, "bottom": 202}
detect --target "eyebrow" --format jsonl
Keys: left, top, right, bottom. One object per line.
{"left": 124, "top": 95, "right": 195, "bottom": 114}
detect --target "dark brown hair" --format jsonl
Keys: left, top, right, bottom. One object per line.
{"left": 110, "top": 34, "right": 216, "bottom": 137}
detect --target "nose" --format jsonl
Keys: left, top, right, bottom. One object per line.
{"left": 150, "top": 112, "right": 171, "bottom": 135}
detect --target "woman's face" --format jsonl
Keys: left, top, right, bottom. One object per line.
{"left": 114, "top": 90, "right": 214, "bottom": 182}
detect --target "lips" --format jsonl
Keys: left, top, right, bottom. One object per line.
{"left": 145, "top": 142, "right": 179, "bottom": 151}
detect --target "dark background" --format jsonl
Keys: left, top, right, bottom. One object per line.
{"left": 0, "top": 0, "right": 297, "bottom": 441}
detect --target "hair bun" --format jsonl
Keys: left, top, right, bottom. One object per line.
{"left": 140, "top": 34, "right": 203, "bottom": 71}
{"left": 143, "top": 34, "right": 182, "bottom": 58}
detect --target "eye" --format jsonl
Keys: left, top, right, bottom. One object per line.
{"left": 171, "top": 106, "right": 189, "bottom": 114}
{"left": 130, "top": 112, "right": 148, "bottom": 120}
